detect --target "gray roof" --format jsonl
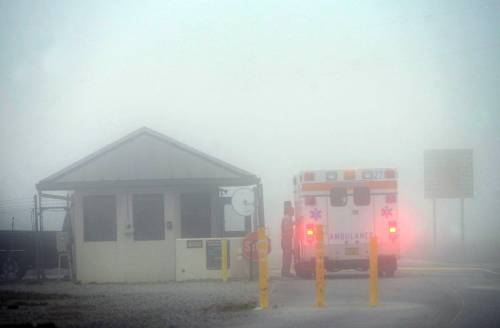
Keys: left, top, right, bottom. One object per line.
{"left": 37, "top": 127, "right": 259, "bottom": 190}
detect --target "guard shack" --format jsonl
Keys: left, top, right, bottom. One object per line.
{"left": 36, "top": 127, "right": 262, "bottom": 283}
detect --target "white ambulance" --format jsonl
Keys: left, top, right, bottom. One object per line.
{"left": 291, "top": 168, "right": 399, "bottom": 278}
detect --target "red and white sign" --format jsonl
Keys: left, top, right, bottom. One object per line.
{"left": 242, "top": 231, "right": 271, "bottom": 262}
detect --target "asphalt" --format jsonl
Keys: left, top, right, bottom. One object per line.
{"left": 224, "top": 261, "right": 500, "bottom": 328}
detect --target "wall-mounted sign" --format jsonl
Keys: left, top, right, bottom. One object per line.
{"left": 206, "top": 240, "right": 230, "bottom": 270}
{"left": 186, "top": 240, "right": 203, "bottom": 248}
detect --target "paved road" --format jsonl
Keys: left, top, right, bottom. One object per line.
{"left": 224, "top": 262, "right": 500, "bottom": 328}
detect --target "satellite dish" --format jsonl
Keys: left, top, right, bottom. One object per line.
{"left": 231, "top": 188, "right": 255, "bottom": 216}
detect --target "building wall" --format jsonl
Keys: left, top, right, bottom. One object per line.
{"left": 71, "top": 186, "right": 219, "bottom": 283}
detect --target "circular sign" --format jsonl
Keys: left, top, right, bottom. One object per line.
{"left": 242, "top": 231, "right": 271, "bottom": 262}
{"left": 231, "top": 188, "right": 255, "bottom": 216}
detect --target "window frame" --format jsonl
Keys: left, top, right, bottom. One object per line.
{"left": 330, "top": 187, "right": 347, "bottom": 207}
{"left": 83, "top": 194, "right": 117, "bottom": 242}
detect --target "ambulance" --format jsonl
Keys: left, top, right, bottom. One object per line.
{"left": 291, "top": 168, "right": 399, "bottom": 278}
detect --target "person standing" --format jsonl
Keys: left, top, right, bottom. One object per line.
{"left": 281, "top": 201, "right": 294, "bottom": 277}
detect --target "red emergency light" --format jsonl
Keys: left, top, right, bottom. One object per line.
{"left": 388, "top": 221, "right": 397, "bottom": 240}
{"left": 305, "top": 224, "right": 315, "bottom": 243}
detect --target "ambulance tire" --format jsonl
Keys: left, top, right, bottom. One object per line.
{"left": 378, "top": 255, "right": 397, "bottom": 278}
{"left": 295, "top": 263, "right": 314, "bottom": 279}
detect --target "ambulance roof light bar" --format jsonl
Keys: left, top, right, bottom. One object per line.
{"left": 385, "top": 169, "right": 396, "bottom": 179}
{"left": 344, "top": 169, "right": 356, "bottom": 180}
{"left": 303, "top": 172, "right": 315, "bottom": 182}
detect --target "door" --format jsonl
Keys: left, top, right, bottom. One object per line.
{"left": 180, "top": 193, "right": 211, "bottom": 238}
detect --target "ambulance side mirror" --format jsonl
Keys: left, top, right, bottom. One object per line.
{"left": 330, "top": 187, "right": 347, "bottom": 207}
{"left": 353, "top": 186, "right": 371, "bottom": 206}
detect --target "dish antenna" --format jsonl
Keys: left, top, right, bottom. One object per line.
{"left": 231, "top": 188, "right": 255, "bottom": 216}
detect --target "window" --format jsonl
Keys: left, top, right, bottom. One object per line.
{"left": 133, "top": 194, "right": 165, "bottom": 241}
{"left": 353, "top": 187, "right": 371, "bottom": 206}
{"left": 221, "top": 197, "right": 250, "bottom": 237}
{"left": 181, "top": 193, "right": 211, "bottom": 238}
{"left": 83, "top": 195, "right": 117, "bottom": 242}
{"left": 224, "top": 204, "right": 245, "bottom": 232}
{"left": 330, "top": 187, "right": 347, "bottom": 207}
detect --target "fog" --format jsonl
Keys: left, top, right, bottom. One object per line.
{"left": 1, "top": 0, "right": 499, "bottom": 261}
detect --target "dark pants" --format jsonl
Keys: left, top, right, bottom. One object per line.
{"left": 282, "top": 248, "right": 292, "bottom": 276}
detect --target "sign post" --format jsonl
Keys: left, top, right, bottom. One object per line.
{"left": 257, "top": 227, "right": 269, "bottom": 309}
{"left": 424, "top": 149, "right": 473, "bottom": 251}
{"left": 315, "top": 224, "right": 325, "bottom": 307}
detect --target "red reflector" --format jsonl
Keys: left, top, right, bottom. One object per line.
{"left": 385, "top": 169, "right": 396, "bottom": 179}
{"left": 388, "top": 220, "right": 397, "bottom": 235}
{"left": 305, "top": 224, "right": 315, "bottom": 243}
{"left": 305, "top": 196, "right": 316, "bottom": 206}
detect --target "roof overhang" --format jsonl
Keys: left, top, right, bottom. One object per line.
{"left": 36, "top": 127, "right": 260, "bottom": 192}
{"left": 37, "top": 176, "right": 260, "bottom": 191}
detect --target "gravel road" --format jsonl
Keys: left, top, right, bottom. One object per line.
{"left": 0, "top": 280, "right": 258, "bottom": 327}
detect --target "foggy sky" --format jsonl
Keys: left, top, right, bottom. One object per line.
{"left": 1, "top": 0, "right": 499, "bottom": 255}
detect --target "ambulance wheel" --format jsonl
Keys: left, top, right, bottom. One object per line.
{"left": 378, "top": 255, "right": 397, "bottom": 278}
{"left": 385, "top": 270, "right": 395, "bottom": 277}
{"left": 295, "top": 263, "right": 313, "bottom": 279}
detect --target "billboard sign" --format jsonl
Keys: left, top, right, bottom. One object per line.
{"left": 424, "top": 149, "right": 473, "bottom": 199}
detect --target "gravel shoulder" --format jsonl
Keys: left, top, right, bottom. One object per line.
{"left": 0, "top": 280, "right": 258, "bottom": 327}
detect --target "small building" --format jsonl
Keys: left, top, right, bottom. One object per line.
{"left": 37, "top": 127, "right": 260, "bottom": 282}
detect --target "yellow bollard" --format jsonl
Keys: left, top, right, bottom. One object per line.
{"left": 257, "top": 227, "right": 269, "bottom": 309}
{"left": 315, "top": 224, "right": 325, "bottom": 307}
{"left": 221, "top": 239, "right": 228, "bottom": 282}
{"left": 369, "top": 235, "right": 378, "bottom": 307}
